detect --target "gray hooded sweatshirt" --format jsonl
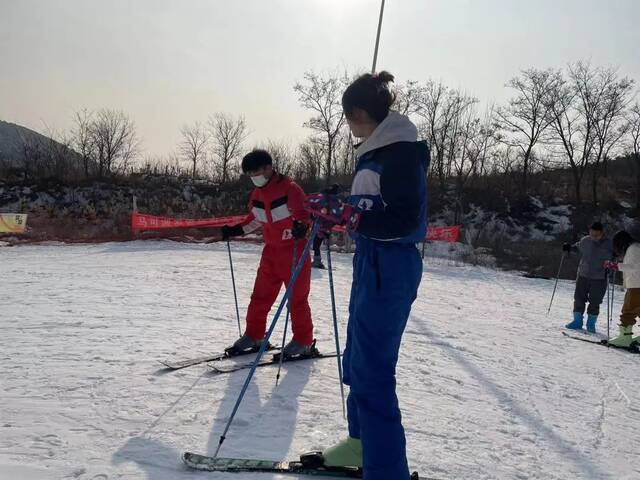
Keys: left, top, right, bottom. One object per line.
{"left": 575, "top": 235, "right": 613, "bottom": 280}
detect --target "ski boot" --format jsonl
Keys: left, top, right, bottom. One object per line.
{"left": 300, "top": 445, "right": 419, "bottom": 479}
{"left": 565, "top": 312, "right": 584, "bottom": 330}
{"left": 225, "top": 334, "right": 266, "bottom": 357}
{"left": 586, "top": 314, "right": 598, "bottom": 334}
{"left": 312, "top": 255, "right": 326, "bottom": 269}
{"left": 299, "top": 449, "right": 361, "bottom": 476}
{"left": 322, "top": 437, "right": 363, "bottom": 468}
{"left": 273, "top": 339, "right": 319, "bottom": 362}
{"left": 608, "top": 325, "right": 634, "bottom": 348}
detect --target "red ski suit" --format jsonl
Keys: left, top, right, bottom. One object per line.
{"left": 239, "top": 174, "right": 313, "bottom": 346}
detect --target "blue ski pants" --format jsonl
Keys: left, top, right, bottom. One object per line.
{"left": 343, "top": 239, "right": 423, "bottom": 480}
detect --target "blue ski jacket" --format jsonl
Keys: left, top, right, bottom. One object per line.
{"left": 348, "top": 112, "right": 430, "bottom": 244}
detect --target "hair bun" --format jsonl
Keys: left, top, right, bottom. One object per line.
{"left": 342, "top": 70, "right": 396, "bottom": 122}
{"left": 375, "top": 71, "right": 395, "bottom": 84}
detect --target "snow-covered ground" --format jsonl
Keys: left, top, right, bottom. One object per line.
{"left": 1, "top": 241, "right": 638, "bottom": 480}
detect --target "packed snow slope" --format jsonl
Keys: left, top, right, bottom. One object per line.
{"left": 1, "top": 241, "right": 638, "bottom": 480}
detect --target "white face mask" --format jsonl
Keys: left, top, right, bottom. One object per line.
{"left": 250, "top": 175, "right": 269, "bottom": 187}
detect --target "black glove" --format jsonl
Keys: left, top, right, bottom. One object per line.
{"left": 221, "top": 224, "right": 243, "bottom": 241}
{"left": 291, "top": 220, "right": 308, "bottom": 240}
{"left": 562, "top": 243, "right": 572, "bottom": 253}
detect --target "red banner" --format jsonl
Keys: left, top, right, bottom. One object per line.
{"left": 332, "top": 224, "right": 461, "bottom": 242}
{"left": 131, "top": 213, "right": 244, "bottom": 232}
{"left": 426, "top": 225, "right": 461, "bottom": 242}
{"left": 131, "top": 212, "right": 461, "bottom": 242}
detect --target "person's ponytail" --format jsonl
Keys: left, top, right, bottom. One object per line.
{"left": 342, "top": 70, "right": 396, "bottom": 123}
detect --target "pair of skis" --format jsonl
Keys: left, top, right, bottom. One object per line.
{"left": 562, "top": 331, "right": 640, "bottom": 354}
{"left": 160, "top": 346, "right": 338, "bottom": 374}
{"left": 158, "top": 344, "right": 278, "bottom": 370}
{"left": 183, "top": 452, "right": 423, "bottom": 479}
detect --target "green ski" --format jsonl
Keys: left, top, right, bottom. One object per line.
{"left": 183, "top": 452, "right": 424, "bottom": 479}
{"left": 182, "top": 452, "right": 363, "bottom": 477}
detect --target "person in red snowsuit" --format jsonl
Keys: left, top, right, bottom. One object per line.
{"left": 221, "top": 149, "right": 314, "bottom": 357}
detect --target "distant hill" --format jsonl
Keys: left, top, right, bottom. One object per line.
{"left": 0, "top": 120, "right": 64, "bottom": 166}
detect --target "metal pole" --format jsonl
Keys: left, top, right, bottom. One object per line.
{"left": 547, "top": 252, "right": 566, "bottom": 315}
{"left": 227, "top": 240, "right": 242, "bottom": 337}
{"left": 326, "top": 239, "right": 346, "bottom": 419}
{"left": 213, "top": 221, "right": 321, "bottom": 458}
{"left": 606, "top": 270, "right": 610, "bottom": 341}
{"left": 610, "top": 269, "right": 615, "bottom": 319}
{"left": 371, "top": 0, "right": 386, "bottom": 74}
{"left": 276, "top": 240, "right": 298, "bottom": 386}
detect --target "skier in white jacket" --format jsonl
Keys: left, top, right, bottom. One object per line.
{"left": 605, "top": 230, "right": 640, "bottom": 347}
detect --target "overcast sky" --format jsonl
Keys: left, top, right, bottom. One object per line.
{"left": 1, "top": 0, "right": 639, "bottom": 157}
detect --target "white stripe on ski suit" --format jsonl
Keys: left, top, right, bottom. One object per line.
{"left": 270, "top": 203, "right": 291, "bottom": 223}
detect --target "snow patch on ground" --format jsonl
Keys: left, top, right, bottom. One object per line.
{"left": 0, "top": 463, "right": 52, "bottom": 480}
{"left": 459, "top": 201, "right": 574, "bottom": 244}
{"left": 529, "top": 196, "right": 544, "bottom": 209}
{"left": 1, "top": 241, "right": 639, "bottom": 479}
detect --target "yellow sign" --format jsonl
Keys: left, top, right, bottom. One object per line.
{"left": 0, "top": 214, "right": 28, "bottom": 234}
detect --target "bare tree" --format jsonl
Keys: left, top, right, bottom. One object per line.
{"left": 261, "top": 139, "right": 295, "bottom": 177}
{"left": 544, "top": 62, "right": 634, "bottom": 205}
{"left": 414, "top": 81, "right": 448, "bottom": 191}
{"left": 180, "top": 122, "right": 208, "bottom": 179}
{"left": 208, "top": 113, "right": 247, "bottom": 184}
{"left": 491, "top": 144, "right": 520, "bottom": 177}
{"left": 295, "top": 138, "right": 326, "bottom": 181}
{"left": 167, "top": 150, "right": 186, "bottom": 178}
{"left": 469, "top": 106, "right": 501, "bottom": 180}
{"left": 543, "top": 65, "right": 596, "bottom": 204}
{"left": 45, "top": 130, "right": 76, "bottom": 180}
{"left": 333, "top": 126, "right": 357, "bottom": 178}
{"left": 451, "top": 108, "right": 480, "bottom": 222}
{"left": 72, "top": 109, "right": 96, "bottom": 178}
{"left": 448, "top": 105, "right": 500, "bottom": 222}
{"left": 496, "top": 68, "right": 560, "bottom": 194}
{"left": 395, "top": 80, "right": 422, "bottom": 117}
{"left": 19, "top": 135, "right": 46, "bottom": 182}
{"left": 140, "top": 152, "right": 187, "bottom": 177}
{"left": 90, "top": 109, "right": 139, "bottom": 178}
{"left": 587, "top": 67, "right": 634, "bottom": 203}
{"left": 627, "top": 103, "right": 640, "bottom": 210}
{"left": 414, "top": 81, "right": 477, "bottom": 193}
{"left": 294, "top": 71, "right": 348, "bottom": 183}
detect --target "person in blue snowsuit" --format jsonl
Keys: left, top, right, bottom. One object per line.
{"left": 321, "top": 71, "right": 429, "bottom": 480}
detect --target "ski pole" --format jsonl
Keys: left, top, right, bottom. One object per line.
{"left": 326, "top": 238, "right": 346, "bottom": 419}
{"left": 610, "top": 269, "right": 616, "bottom": 320}
{"left": 276, "top": 239, "right": 298, "bottom": 386}
{"left": 547, "top": 252, "right": 566, "bottom": 315}
{"left": 609, "top": 269, "right": 617, "bottom": 343}
{"left": 214, "top": 220, "right": 321, "bottom": 458}
{"left": 227, "top": 239, "right": 242, "bottom": 337}
{"left": 606, "top": 270, "right": 611, "bottom": 342}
